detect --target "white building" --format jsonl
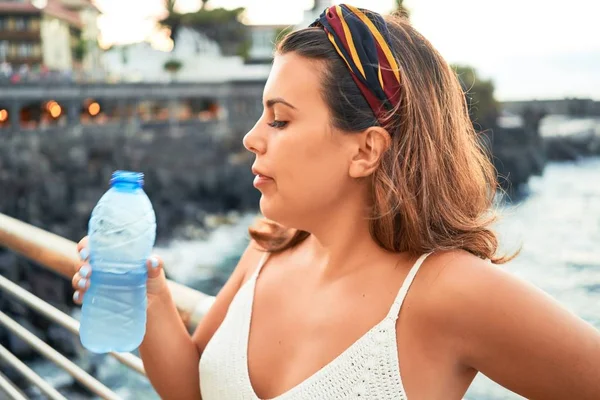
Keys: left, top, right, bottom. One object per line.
{"left": 103, "top": 27, "right": 271, "bottom": 83}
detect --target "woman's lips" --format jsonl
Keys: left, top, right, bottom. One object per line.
{"left": 253, "top": 174, "right": 274, "bottom": 187}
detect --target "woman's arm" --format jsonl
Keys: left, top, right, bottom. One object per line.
{"left": 423, "top": 251, "right": 600, "bottom": 399}
{"left": 138, "top": 241, "right": 265, "bottom": 400}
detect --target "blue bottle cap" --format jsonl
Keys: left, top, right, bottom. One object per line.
{"left": 110, "top": 170, "right": 144, "bottom": 187}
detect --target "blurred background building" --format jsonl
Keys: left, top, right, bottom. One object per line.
{"left": 0, "top": 0, "right": 103, "bottom": 80}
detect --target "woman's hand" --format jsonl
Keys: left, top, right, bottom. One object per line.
{"left": 72, "top": 236, "right": 170, "bottom": 306}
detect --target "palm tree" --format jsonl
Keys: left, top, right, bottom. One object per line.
{"left": 159, "top": 0, "right": 183, "bottom": 47}
{"left": 395, "top": 0, "right": 410, "bottom": 19}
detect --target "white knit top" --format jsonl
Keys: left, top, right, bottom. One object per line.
{"left": 199, "top": 252, "right": 431, "bottom": 399}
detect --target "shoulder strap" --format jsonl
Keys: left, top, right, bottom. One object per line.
{"left": 250, "top": 251, "right": 270, "bottom": 281}
{"left": 387, "top": 252, "right": 432, "bottom": 320}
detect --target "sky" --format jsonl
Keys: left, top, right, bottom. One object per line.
{"left": 93, "top": 0, "right": 600, "bottom": 101}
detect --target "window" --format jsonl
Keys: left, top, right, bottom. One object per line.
{"left": 29, "top": 18, "right": 40, "bottom": 31}
{"left": 18, "top": 43, "right": 33, "bottom": 57}
{"left": 0, "top": 41, "right": 7, "bottom": 59}
{"left": 14, "top": 17, "right": 27, "bottom": 31}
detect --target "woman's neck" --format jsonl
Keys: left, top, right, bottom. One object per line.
{"left": 302, "top": 197, "right": 394, "bottom": 279}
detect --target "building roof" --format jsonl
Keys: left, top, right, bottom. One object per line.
{"left": 43, "top": 0, "right": 82, "bottom": 28}
{"left": 0, "top": 1, "right": 83, "bottom": 28}
{"left": 0, "top": 2, "right": 40, "bottom": 14}
{"left": 61, "top": 0, "right": 100, "bottom": 13}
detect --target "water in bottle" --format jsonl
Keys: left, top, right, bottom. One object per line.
{"left": 80, "top": 170, "right": 156, "bottom": 353}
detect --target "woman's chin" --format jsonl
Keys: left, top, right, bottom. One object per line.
{"left": 259, "top": 196, "right": 291, "bottom": 227}
{"left": 259, "top": 196, "right": 277, "bottom": 221}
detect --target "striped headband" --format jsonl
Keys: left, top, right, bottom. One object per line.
{"left": 309, "top": 4, "right": 401, "bottom": 126}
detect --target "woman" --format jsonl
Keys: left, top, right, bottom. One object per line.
{"left": 72, "top": 4, "right": 600, "bottom": 399}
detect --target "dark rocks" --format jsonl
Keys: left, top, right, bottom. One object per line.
{"left": 484, "top": 124, "right": 546, "bottom": 193}
{"left": 545, "top": 132, "right": 600, "bottom": 161}
{"left": 0, "top": 123, "right": 259, "bottom": 244}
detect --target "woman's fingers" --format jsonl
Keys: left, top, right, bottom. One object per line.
{"left": 73, "top": 290, "right": 84, "bottom": 305}
{"left": 72, "top": 246, "right": 168, "bottom": 302}
{"left": 77, "top": 237, "right": 89, "bottom": 260}
{"left": 72, "top": 252, "right": 92, "bottom": 305}
{"left": 72, "top": 266, "right": 91, "bottom": 291}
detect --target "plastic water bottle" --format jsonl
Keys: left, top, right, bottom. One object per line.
{"left": 80, "top": 170, "right": 156, "bottom": 353}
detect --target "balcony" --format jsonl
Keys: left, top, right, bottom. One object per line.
{"left": 0, "top": 29, "right": 41, "bottom": 41}
{"left": 4, "top": 54, "right": 43, "bottom": 65}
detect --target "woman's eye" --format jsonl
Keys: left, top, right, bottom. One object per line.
{"left": 267, "top": 120, "right": 288, "bottom": 129}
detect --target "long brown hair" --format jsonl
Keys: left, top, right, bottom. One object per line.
{"left": 249, "top": 13, "right": 514, "bottom": 264}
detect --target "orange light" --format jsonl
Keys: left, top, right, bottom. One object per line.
{"left": 88, "top": 102, "right": 100, "bottom": 116}
{"left": 49, "top": 103, "right": 62, "bottom": 118}
{"left": 0, "top": 109, "right": 7, "bottom": 122}
{"left": 46, "top": 100, "right": 57, "bottom": 111}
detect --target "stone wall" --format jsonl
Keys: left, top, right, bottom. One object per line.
{"left": 0, "top": 122, "right": 259, "bottom": 243}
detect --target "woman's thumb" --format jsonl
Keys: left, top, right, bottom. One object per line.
{"left": 146, "top": 255, "right": 168, "bottom": 294}
{"left": 147, "top": 255, "right": 163, "bottom": 278}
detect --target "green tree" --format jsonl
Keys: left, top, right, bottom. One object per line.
{"left": 394, "top": 0, "right": 410, "bottom": 19}
{"left": 158, "top": 0, "right": 249, "bottom": 57}
{"left": 73, "top": 35, "right": 87, "bottom": 64}
{"left": 452, "top": 64, "right": 498, "bottom": 129}
{"left": 158, "top": 0, "right": 184, "bottom": 47}
{"left": 163, "top": 58, "right": 183, "bottom": 81}
{"left": 181, "top": 7, "right": 248, "bottom": 57}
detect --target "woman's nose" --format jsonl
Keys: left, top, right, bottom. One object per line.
{"left": 243, "top": 121, "right": 267, "bottom": 155}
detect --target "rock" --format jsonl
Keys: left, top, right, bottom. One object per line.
{"left": 0, "top": 124, "right": 259, "bottom": 244}
{"left": 47, "top": 324, "right": 79, "bottom": 358}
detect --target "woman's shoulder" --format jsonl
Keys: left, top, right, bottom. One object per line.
{"left": 411, "top": 249, "right": 511, "bottom": 317}
{"left": 408, "top": 249, "right": 567, "bottom": 362}
{"left": 402, "top": 249, "right": 513, "bottom": 337}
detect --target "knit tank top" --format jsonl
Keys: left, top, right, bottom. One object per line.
{"left": 199, "top": 252, "right": 431, "bottom": 400}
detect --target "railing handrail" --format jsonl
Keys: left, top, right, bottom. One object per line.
{"left": 0, "top": 212, "right": 215, "bottom": 328}
{"left": 0, "top": 310, "right": 122, "bottom": 400}
{"left": 0, "top": 370, "right": 28, "bottom": 400}
{"left": 0, "top": 274, "right": 145, "bottom": 376}
{"left": 0, "top": 344, "right": 68, "bottom": 400}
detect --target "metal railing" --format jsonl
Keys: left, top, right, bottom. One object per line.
{"left": 0, "top": 212, "right": 217, "bottom": 399}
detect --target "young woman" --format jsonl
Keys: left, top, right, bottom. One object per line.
{"left": 72, "top": 5, "right": 600, "bottom": 399}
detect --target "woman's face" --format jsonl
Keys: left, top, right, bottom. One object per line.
{"left": 243, "top": 52, "right": 362, "bottom": 231}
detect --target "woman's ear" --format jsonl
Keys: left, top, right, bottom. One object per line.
{"left": 348, "top": 127, "right": 391, "bottom": 178}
